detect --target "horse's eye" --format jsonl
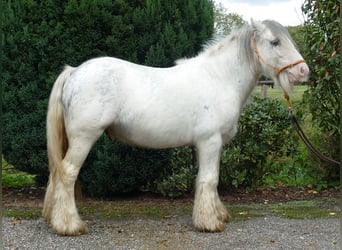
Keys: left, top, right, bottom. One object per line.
{"left": 270, "top": 39, "right": 280, "bottom": 47}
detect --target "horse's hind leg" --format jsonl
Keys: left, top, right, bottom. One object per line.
{"left": 50, "top": 132, "right": 102, "bottom": 236}
{"left": 193, "top": 135, "right": 230, "bottom": 232}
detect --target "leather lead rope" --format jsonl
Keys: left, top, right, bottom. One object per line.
{"left": 284, "top": 94, "right": 340, "bottom": 167}
{"left": 252, "top": 31, "right": 338, "bottom": 166}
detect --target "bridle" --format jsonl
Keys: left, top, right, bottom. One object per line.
{"left": 252, "top": 31, "right": 339, "bottom": 167}
{"left": 251, "top": 31, "right": 303, "bottom": 107}
{"left": 252, "top": 32, "right": 305, "bottom": 77}
{"left": 252, "top": 31, "right": 303, "bottom": 107}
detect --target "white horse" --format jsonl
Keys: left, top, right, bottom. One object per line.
{"left": 43, "top": 19, "right": 309, "bottom": 235}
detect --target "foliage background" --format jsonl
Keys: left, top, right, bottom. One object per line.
{"left": 148, "top": 97, "right": 300, "bottom": 198}
{"left": 300, "top": 0, "right": 340, "bottom": 185}
{"left": 2, "top": 0, "right": 214, "bottom": 190}
{"left": 2, "top": 0, "right": 339, "bottom": 197}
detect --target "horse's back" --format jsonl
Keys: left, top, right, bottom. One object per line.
{"left": 61, "top": 57, "right": 195, "bottom": 147}
{"left": 61, "top": 56, "right": 240, "bottom": 148}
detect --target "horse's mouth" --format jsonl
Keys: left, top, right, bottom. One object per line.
{"left": 285, "top": 62, "right": 310, "bottom": 83}
{"left": 286, "top": 70, "right": 309, "bottom": 84}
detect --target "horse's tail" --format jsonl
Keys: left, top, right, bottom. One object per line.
{"left": 46, "top": 66, "right": 75, "bottom": 177}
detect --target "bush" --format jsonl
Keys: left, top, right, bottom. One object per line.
{"left": 80, "top": 136, "right": 172, "bottom": 197}
{"left": 294, "top": 124, "right": 340, "bottom": 189}
{"left": 146, "top": 146, "right": 197, "bottom": 198}
{"left": 2, "top": 0, "right": 214, "bottom": 187}
{"left": 219, "top": 96, "right": 299, "bottom": 191}
{"left": 150, "top": 96, "right": 300, "bottom": 197}
{"left": 300, "top": 0, "right": 340, "bottom": 186}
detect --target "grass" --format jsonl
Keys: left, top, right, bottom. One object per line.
{"left": 79, "top": 203, "right": 177, "bottom": 220}
{"left": 4, "top": 198, "right": 339, "bottom": 221}
{"left": 269, "top": 200, "right": 340, "bottom": 219}
{"left": 229, "top": 199, "right": 340, "bottom": 221}
{"left": 3, "top": 208, "right": 41, "bottom": 219}
{"left": 253, "top": 85, "right": 308, "bottom": 106}
{"left": 2, "top": 156, "right": 36, "bottom": 188}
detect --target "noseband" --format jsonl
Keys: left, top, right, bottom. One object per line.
{"left": 252, "top": 32, "right": 305, "bottom": 76}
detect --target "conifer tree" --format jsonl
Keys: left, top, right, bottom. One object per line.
{"left": 2, "top": 0, "right": 214, "bottom": 194}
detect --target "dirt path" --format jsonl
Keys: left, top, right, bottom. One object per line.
{"left": 3, "top": 215, "right": 339, "bottom": 249}
{"left": 2, "top": 186, "right": 340, "bottom": 249}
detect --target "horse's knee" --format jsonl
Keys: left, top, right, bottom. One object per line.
{"left": 61, "top": 160, "right": 80, "bottom": 184}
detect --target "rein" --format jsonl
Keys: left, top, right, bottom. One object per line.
{"left": 252, "top": 32, "right": 339, "bottom": 167}
{"left": 284, "top": 94, "right": 340, "bottom": 167}
{"left": 252, "top": 32, "right": 305, "bottom": 76}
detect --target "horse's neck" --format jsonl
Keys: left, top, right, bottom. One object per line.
{"left": 232, "top": 61, "right": 260, "bottom": 105}
{"left": 201, "top": 40, "right": 260, "bottom": 106}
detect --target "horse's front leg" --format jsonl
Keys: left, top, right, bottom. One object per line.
{"left": 193, "top": 135, "right": 230, "bottom": 232}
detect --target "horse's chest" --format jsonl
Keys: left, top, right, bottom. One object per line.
{"left": 193, "top": 100, "right": 240, "bottom": 141}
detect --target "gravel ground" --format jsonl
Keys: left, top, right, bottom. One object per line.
{"left": 3, "top": 215, "right": 339, "bottom": 250}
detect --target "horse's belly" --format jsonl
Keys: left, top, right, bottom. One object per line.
{"left": 108, "top": 116, "right": 193, "bottom": 149}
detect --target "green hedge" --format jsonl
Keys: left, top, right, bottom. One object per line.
{"left": 2, "top": 0, "right": 214, "bottom": 188}
{"left": 219, "top": 96, "right": 298, "bottom": 190}
{"left": 300, "top": 0, "right": 340, "bottom": 185}
{"left": 80, "top": 137, "right": 172, "bottom": 197}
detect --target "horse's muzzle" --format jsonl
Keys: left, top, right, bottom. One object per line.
{"left": 285, "top": 62, "right": 310, "bottom": 83}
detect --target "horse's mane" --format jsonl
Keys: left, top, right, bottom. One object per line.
{"left": 201, "top": 27, "right": 251, "bottom": 57}
{"left": 175, "top": 20, "right": 293, "bottom": 72}
{"left": 175, "top": 24, "right": 255, "bottom": 68}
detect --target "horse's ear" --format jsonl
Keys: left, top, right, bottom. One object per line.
{"left": 251, "top": 19, "right": 264, "bottom": 33}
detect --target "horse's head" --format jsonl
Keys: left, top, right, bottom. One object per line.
{"left": 250, "top": 19, "right": 309, "bottom": 94}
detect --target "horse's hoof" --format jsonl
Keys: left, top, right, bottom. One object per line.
{"left": 52, "top": 220, "right": 88, "bottom": 236}
{"left": 194, "top": 220, "right": 225, "bottom": 233}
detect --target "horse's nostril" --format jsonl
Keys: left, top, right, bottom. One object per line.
{"left": 301, "top": 67, "right": 306, "bottom": 74}
{"left": 300, "top": 64, "right": 309, "bottom": 76}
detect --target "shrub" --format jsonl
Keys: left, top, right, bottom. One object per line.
{"left": 146, "top": 146, "right": 197, "bottom": 198}
{"left": 2, "top": 0, "right": 214, "bottom": 188}
{"left": 150, "top": 96, "right": 300, "bottom": 197}
{"left": 219, "top": 96, "right": 299, "bottom": 191}
{"left": 80, "top": 136, "right": 172, "bottom": 197}
{"left": 300, "top": 0, "right": 340, "bottom": 186}
{"left": 294, "top": 124, "right": 340, "bottom": 189}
